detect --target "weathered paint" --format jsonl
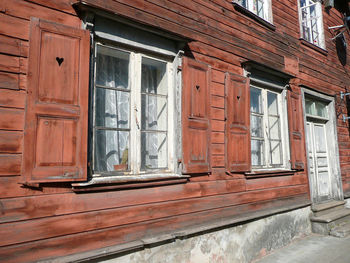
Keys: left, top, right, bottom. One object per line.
{"left": 98, "top": 207, "right": 312, "bottom": 263}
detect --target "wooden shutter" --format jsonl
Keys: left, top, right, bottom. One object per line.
{"left": 287, "top": 88, "right": 306, "bottom": 170}
{"left": 22, "top": 18, "right": 90, "bottom": 183}
{"left": 182, "top": 57, "right": 211, "bottom": 174}
{"left": 225, "top": 72, "right": 251, "bottom": 172}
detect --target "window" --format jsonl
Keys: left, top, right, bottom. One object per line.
{"left": 235, "top": 0, "right": 272, "bottom": 22}
{"left": 298, "top": 0, "right": 325, "bottom": 48}
{"left": 92, "top": 43, "right": 176, "bottom": 176}
{"left": 250, "top": 83, "right": 289, "bottom": 169}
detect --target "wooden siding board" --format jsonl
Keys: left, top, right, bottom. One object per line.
{"left": 0, "top": 13, "right": 29, "bottom": 40}
{"left": 0, "top": 131, "right": 23, "bottom": 153}
{"left": 0, "top": 72, "right": 19, "bottom": 90}
{"left": 0, "top": 108, "right": 24, "bottom": 130}
{"left": 0, "top": 154, "right": 21, "bottom": 176}
{"left": 0, "top": 185, "right": 308, "bottom": 247}
{"left": 0, "top": 194, "right": 309, "bottom": 263}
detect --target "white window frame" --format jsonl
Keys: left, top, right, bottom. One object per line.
{"left": 250, "top": 82, "right": 290, "bottom": 170}
{"left": 298, "top": 0, "right": 326, "bottom": 49}
{"left": 91, "top": 42, "right": 178, "bottom": 177}
{"left": 235, "top": 0, "right": 273, "bottom": 23}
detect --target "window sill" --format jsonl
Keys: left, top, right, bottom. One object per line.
{"left": 299, "top": 38, "right": 328, "bottom": 56}
{"left": 71, "top": 174, "right": 190, "bottom": 192}
{"left": 232, "top": 3, "right": 276, "bottom": 31}
{"left": 245, "top": 169, "right": 297, "bottom": 179}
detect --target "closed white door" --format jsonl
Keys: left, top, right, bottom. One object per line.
{"left": 306, "top": 121, "right": 332, "bottom": 201}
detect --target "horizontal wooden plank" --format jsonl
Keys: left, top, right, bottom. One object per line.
{"left": 0, "top": 179, "right": 246, "bottom": 223}
{"left": 212, "top": 154, "right": 224, "bottom": 167}
{"left": 0, "top": 130, "right": 22, "bottom": 153}
{"left": 0, "top": 89, "right": 26, "bottom": 108}
{"left": 0, "top": 0, "right": 80, "bottom": 27}
{"left": 0, "top": 13, "right": 29, "bottom": 40}
{"left": 0, "top": 184, "right": 308, "bottom": 246}
{"left": 212, "top": 131, "right": 224, "bottom": 144}
{"left": 0, "top": 34, "right": 28, "bottom": 57}
{"left": 0, "top": 176, "right": 72, "bottom": 198}
{"left": 211, "top": 107, "right": 225, "bottom": 120}
{"left": 0, "top": 154, "right": 21, "bottom": 176}
{"left": 0, "top": 193, "right": 309, "bottom": 263}
{"left": 0, "top": 72, "right": 19, "bottom": 90}
{"left": 246, "top": 173, "right": 308, "bottom": 191}
{"left": 23, "top": 0, "right": 76, "bottom": 14}
{"left": 0, "top": 54, "right": 20, "bottom": 73}
{"left": 0, "top": 108, "right": 24, "bottom": 130}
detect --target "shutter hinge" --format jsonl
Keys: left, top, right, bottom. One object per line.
{"left": 177, "top": 66, "right": 182, "bottom": 72}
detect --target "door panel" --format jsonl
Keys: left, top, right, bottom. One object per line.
{"left": 306, "top": 121, "right": 331, "bottom": 201}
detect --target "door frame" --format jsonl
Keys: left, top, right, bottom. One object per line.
{"left": 301, "top": 88, "right": 343, "bottom": 204}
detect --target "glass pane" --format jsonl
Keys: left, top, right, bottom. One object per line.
{"left": 267, "top": 92, "right": 278, "bottom": 115}
{"left": 251, "top": 115, "right": 263, "bottom": 137}
{"left": 237, "top": 0, "right": 247, "bottom": 8}
{"left": 257, "top": 0, "right": 264, "bottom": 18}
{"left": 141, "top": 95, "right": 167, "bottom": 131}
{"left": 142, "top": 57, "right": 167, "bottom": 95}
{"left": 250, "top": 87, "right": 262, "bottom": 113}
{"left": 268, "top": 116, "right": 280, "bottom": 140}
{"left": 270, "top": 140, "right": 282, "bottom": 165}
{"left": 141, "top": 132, "right": 167, "bottom": 170}
{"left": 95, "top": 88, "right": 129, "bottom": 129}
{"left": 96, "top": 46, "right": 130, "bottom": 89}
{"left": 94, "top": 130, "right": 129, "bottom": 172}
{"left": 315, "top": 101, "right": 327, "bottom": 118}
{"left": 251, "top": 139, "right": 264, "bottom": 166}
{"left": 300, "top": 0, "right": 306, "bottom": 8}
{"left": 305, "top": 99, "right": 313, "bottom": 115}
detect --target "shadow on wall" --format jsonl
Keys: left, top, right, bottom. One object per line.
{"left": 335, "top": 34, "right": 347, "bottom": 66}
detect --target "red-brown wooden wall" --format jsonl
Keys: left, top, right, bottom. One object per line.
{"left": 0, "top": 0, "right": 349, "bottom": 262}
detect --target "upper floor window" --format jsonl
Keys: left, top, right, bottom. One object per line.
{"left": 236, "top": 0, "right": 273, "bottom": 22}
{"left": 298, "top": 0, "right": 325, "bottom": 49}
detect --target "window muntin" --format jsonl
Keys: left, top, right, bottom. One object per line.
{"left": 92, "top": 43, "right": 174, "bottom": 175}
{"left": 250, "top": 85, "right": 286, "bottom": 168}
{"left": 298, "top": 0, "right": 325, "bottom": 48}
{"left": 236, "top": 0, "right": 272, "bottom": 22}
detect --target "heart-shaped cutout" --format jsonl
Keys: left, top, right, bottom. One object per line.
{"left": 56, "top": 57, "right": 64, "bottom": 66}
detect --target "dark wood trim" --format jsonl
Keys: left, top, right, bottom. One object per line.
{"left": 232, "top": 3, "right": 276, "bottom": 31}
{"left": 299, "top": 38, "right": 328, "bottom": 56}
{"left": 72, "top": 177, "right": 189, "bottom": 192}
{"left": 245, "top": 169, "right": 297, "bottom": 179}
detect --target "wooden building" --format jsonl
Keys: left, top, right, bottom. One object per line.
{"left": 1, "top": 0, "right": 350, "bottom": 262}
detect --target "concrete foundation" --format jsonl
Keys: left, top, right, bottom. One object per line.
{"left": 95, "top": 207, "right": 312, "bottom": 263}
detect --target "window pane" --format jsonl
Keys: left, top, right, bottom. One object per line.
{"left": 315, "top": 101, "right": 327, "bottom": 118}
{"left": 270, "top": 141, "right": 282, "bottom": 165}
{"left": 267, "top": 92, "right": 278, "bottom": 115}
{"left": 141, "top": 132, "right": 167, "bottom": 170}
{"left": 141, "top": 95, "right": 167, "bottom": 131}
{"left": 96, "top": 46, "right": 130, "bottom": 89}
{"left": 268, "top": 116, "right": 280, "bottom": 140}
{"left": 305, "top": 99, "right": 313, "bottom": 115}
{"left": 251, "top": 139, "right": 264, "bottom": 166}
{"left": 142, "top": 57, "right": 167, "bottom": 95}
{"left": 94, "top": 130, "right": 129, "bottom": 172}
{"left": 251, "top": 115, "right": 263, "bottom": 137}
{"left": 95, "top": 88, "right": 129, "bottom": 129}
{"left": 250, "top": 87, "right": 262, "bottom": 113}
{"left": 236, "top": 0, "right": 248, "bottom": 8}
